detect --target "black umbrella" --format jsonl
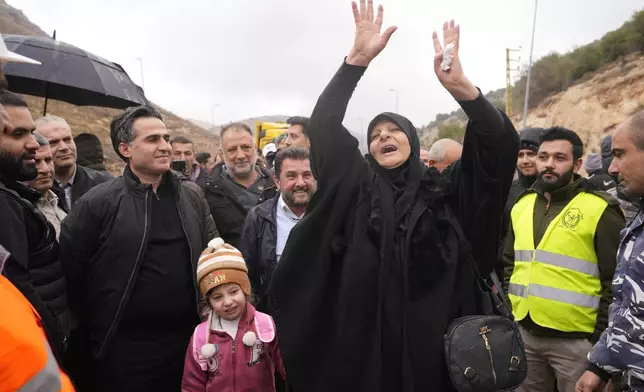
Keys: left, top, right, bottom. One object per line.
{"left": 2, "top": 34, "right": 148, "bottom": 114}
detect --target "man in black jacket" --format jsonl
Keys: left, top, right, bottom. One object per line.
{"left": 496, "top": 127, "right": 543, "bottom": 279}
{"left": 0, "top": 90, "right": 71, "bottom": 364}
{"left": 584, "top": 152, "right": 615, "bottom": 191}
{"left": 507, "top": 127, "right": 543, "bottom": 209}
{"left": 59, "top": 105, "right": 216, "bottom": 392}
{"left": 35, "top": 115, "right": 112, "bottom": 212}
{"left": 241, "top": 147, "right": 316, "bottom": 312}
{"left": 205, "top": 122, "right": 277, "bottom": 248}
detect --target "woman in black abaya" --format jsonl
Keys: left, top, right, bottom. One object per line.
{"left": 268, "top": 1, "right": 520, "bottom": 391}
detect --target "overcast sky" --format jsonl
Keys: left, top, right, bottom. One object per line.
{"left": 7, "top": 0, "right": 643, "bottom": 138}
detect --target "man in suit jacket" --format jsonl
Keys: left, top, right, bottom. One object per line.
{"left": 35, "top": 115, "right": 112, "bottom": 211}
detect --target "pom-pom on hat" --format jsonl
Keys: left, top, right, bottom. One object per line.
{"left": 197, "top": 238, "right": 251, "bottom": 297}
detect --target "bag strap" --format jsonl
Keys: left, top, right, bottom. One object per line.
{"left": 449, "top": 215, "right": 514, "bottom": 318}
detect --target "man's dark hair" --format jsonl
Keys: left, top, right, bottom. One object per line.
{"left": 286, "top": 116, "right": 309, "bottom": 136}
{"left": 274, "top": 146, "right": 310, "bottom": 177}
{"left": 75, "top": 132, "right": 107, "bottom": 170}
{"left": 110, "top": 105, "right": 163, "bottom": 161}
{"left": 196, "top": 152, "right": 211, "bottom": 164}
{"left": 629, "top": 109, "right": 644, "bottom": 151}
{"left": 170, "top": 135, "right": 194, "bottom": 148}
{"left": 0, "top": 90, "right": 27, "bottom": 107}
{"left": 539, "top": 126, "right": 584, "bottom": 160}
{"left": 220, "top": 122, "right": 252, "bottom": 139}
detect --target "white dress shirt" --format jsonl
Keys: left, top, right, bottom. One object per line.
{"left": 275, "top": 195, "right": 303, "bottom": 262}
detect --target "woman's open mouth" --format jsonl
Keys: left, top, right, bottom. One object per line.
{"left": 381, "top": 145, "right": 398, "bottom": 155}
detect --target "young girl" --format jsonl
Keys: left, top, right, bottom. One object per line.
{"left": 182, "top": 238, "right": 285, "bottom": 392}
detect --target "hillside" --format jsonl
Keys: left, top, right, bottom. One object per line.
{"left": 22, "top": 97, "right": 221, "bottom": 175}
{"left": 0, "top": 0, "right": 218, "bottom": 175}
{"left": 516, "top": 52, "right": 644, "bottom": 151}
{"left": 422, "top": 8, "right": 644, "bottom": 151}
{"left": 418, "top": 89, "right": 504, "bottom": 147}
{"left": 0, "top": 0, "right": 46, "bottom": 37}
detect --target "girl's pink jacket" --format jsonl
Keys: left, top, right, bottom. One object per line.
{"left": 181, "top": 303, "right": 285, "bottom": 392}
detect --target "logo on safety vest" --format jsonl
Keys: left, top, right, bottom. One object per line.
{"left": 560, "top": 208, "right": 583, "bottom": 231}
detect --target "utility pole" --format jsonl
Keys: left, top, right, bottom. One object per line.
{"left": 522, "top": 0, "right": 538, "bottom": 128}
{"left": 506, "top": 48, "right": 521, "bottom": 117}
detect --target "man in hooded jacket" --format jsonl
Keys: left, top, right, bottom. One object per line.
{"left": 267, "top": 3, "right": 519, "bottom": 391}
{"left": 496, "top": 127, "right": 543, "bottom": 279}
{"left": 584, "top": 152, "right": 615, "bottom": 191}
{"left": 507, "top": 128, "right": 543, "bottom": 207}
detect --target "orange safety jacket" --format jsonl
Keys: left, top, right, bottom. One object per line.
{"left": 0, "top": 272, "right": 75, "bottom": 392}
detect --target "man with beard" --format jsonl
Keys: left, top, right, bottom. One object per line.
{"left": 204, "top": 122, "right": 277, "bottom": 247}
{"left": 35, "top": 115, "right": 112, "bottom": 212}
{"left": 0, "top": 90, "right": 70, "bottom": 364}
{"left": 23, "top": 132, "right": 67, "bottom": 238}
{"left": 60, "top": 105, "right": 214, "bottom": 391}
{"left": 503, "top": 127, "right": 624, "bottom": 392}
{"left": 240, "top": 147, "right": 316, "bottom": 313}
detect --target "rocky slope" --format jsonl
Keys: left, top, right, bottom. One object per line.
{"left": 514, "top": 53, "right": 644, "bottom": 152}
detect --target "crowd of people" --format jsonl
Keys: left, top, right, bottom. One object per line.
{"left": 2, "top": 1, "right": 644, "bottom": 391}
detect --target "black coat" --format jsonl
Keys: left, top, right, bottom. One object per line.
{"left": 0, "top": 178, "right": 70, "bottom": 361}
{"left": 204, "top": 164, "right": 277, "bottom": 248}
{"left": 240, "top": 195, "right": 279, "bottom": 313}
{"left": 587, "top": 171, "right": 616, "bottom": 191}
{"left": 59, "top": 166, "right": 212, "bottom": 360}
{"left": 70, "top": 165, "right": 113, "bottom": 206}
{"left": 268, "top": 61, "right": 519, "bottom": 392}
{"left": 194, "top": 167, "right": 208, "bottom": 189}
{"left": 53, "top": 164, "right": 112, "bottom": 212}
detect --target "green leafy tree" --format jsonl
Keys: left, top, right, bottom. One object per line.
{"left": 510, "top": 9, "right": 644, "bottom": 112}
{"left": 438, "top": 123, "right": 466, "bottom": 143}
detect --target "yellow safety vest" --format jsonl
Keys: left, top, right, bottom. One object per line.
{"left": 508, "top": 191, "right": 607, "bottom": 333}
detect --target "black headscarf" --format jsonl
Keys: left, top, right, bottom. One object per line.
{"left": 363, "top": 112, "right": 453, "bottom": 390}
{"left": 365, "top": 112, "right": 425, "bottom": 227}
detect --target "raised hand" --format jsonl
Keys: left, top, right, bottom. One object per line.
{"left": 346, "top": 0, "right": 397, "bottom": 67}
{"left": 432, "top": 20, "right": 479, "bottom": 101}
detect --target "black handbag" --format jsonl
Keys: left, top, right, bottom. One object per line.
{"left": 444, "top": 223, "right": 527, "bottom": 392}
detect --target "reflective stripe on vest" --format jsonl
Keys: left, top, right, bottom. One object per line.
{"left": 509, "top": 191, "right": 607, "bottom": 333}
{"left": 17, "top": 342, "right": 62, "bottom": 392}
{"left": 509, "top": 282, "right": 601, "bottom": 309}
{"left": 514, "top": 250, "right": 600, "bottom": 277}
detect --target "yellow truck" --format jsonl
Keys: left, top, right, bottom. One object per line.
{"left": 255, "top": 121, "right": 289, "bottom": 151}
